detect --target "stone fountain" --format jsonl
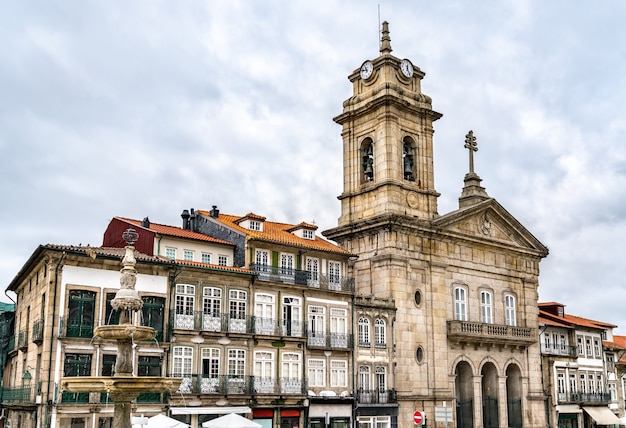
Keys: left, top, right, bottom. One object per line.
{"left": 61, "top": 228, "right": 181, "bottom": 428}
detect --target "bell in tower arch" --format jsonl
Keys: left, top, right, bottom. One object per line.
{"left": 403, "top": 141, "right": 415, "bottom": 181}
{"left": 363, "top": 143, "right": 374, "bottom": 181}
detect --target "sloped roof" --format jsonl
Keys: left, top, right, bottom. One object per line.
{"left": 538, "top": 302, "right": 617, "bottom": 330}
{"left": 199, "top": 211, "right": 352, "bottom": 256}
{"left": 117, "top": 217, "right": 234, "bottom": 246}
{"left": 434, "top": 198, "right": 549, "bottom": 255}
{"left": 174, "top": 259, "right": 256, "bottom": 275}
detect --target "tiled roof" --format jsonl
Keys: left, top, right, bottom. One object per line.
{"left": 538, "top": 311, "right": 573, "bottom": 329}
{"left": 538, "top": 306, "right": 616, "bottom": 330}
{"left": 117, "top": 217, "right": 234, "bottom": 246}
{"left": 174, "top": 259, "right": 256, "bottom": 275}
{"left": 43, "top": 244, "right": 173, "bottom": 264}
{"left": 199, "top": 211, "right": 352, "bottom": 256}
{"left": 286, "top": 221, "right": 319, "bottom": 232}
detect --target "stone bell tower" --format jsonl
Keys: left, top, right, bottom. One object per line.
{"left": 334, "top": 21, "right": 442, "bottom": 227}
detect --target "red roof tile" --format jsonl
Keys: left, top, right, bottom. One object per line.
{"left": 117, "top": 217, "right": 234, "bottom": 246}
{"left": 199, "top": 211, "right": 352, "bottom": 256}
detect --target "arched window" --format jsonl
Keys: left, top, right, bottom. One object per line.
{"left": 374, "top": 318, "right": 386, "bottom": 348}
{"left": 504, "top": 294, "right": 516, "bottom": 326}
{"left": 402, "top": 136, "right": 416, "bottom": 181}
{"left": 358, "top": 317, "right": 371, "bottom": 346}
{"left": 454, "top": 286, "right": 467, "bottom": 321}
{"left": 480, "top": 290, "right": 493, "bottom": 324}
{"left": 362, "top": 138, "right": 374, "bottom": 182}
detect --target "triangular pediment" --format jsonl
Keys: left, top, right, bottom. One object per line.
{"left": 433, "top": 199, "right": 548, "bottom": 255}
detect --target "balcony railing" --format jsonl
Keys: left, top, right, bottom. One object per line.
{"left": 540, "top": 343, "right": 577, "bottom": 357}
{"left": 32, "top": 319, "right": 44, "bottom": 344}
{"left": 307, "top": 332, "right": 353, "bottom": 349}
{"left": 174, "top": 375, "right": 307, "bottom": 395}
{"left": 2, "top": 386, "right": 33, "bottom": 404}
{"left": 447, "top": 320, "right": 536, "bottom": 348}
{"left": 170, "top": 311, "right": 305, "bottom": 338}
{"left": 250, "top": 264, "right": 355, "bottom": 292}
{"left": 557, "top": 392, "right": 611, "bottom": 404}
{"left": 59, "top": 317, "right": 163, "bottom": 342}
{"left": 356, "top": 389, "right": 397, "bottom": 404}
{"left": 99, "top": 392, "right": 166, "bottom": 404}
{"left": 58, "top": 317, "right": 93, "bottom": 339}
{"left": 17, "top": 330, "right": 29, "bottom": 351}
{"left": 61, "top": 391, "right": 90, "bottom": 403}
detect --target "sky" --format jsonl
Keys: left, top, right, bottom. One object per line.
{"left": 2, "top": 1, "right": 626, "bottom": 331}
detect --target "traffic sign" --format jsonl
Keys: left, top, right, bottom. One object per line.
{"left": 413, "top": 411, "right": 424, "bottom": 425}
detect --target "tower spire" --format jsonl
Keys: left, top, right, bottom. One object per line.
{"left": 459, "top": 130, "right": 490, "bottom": 208}
{"left": 380, "top": 21, "right": 392, "bottom": 54}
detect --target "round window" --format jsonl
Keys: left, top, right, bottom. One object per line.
{"left": 416, "top": 346, "right": 424, "bottom": 363}
{"left": 414, "top": 290, "right": 422, "bottom": 306}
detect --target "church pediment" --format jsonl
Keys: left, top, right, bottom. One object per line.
{"left": 432, "top": 199, "right": 548, "bottom": 255}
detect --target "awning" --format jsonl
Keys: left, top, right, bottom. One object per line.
{"left": 171, "top": 406, "right": 251, "bottom": 415}
{"left": 583, "top": 407, "right": 622, "bottom": 425}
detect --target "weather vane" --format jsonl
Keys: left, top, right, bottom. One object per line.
{"left": 464, "top": 130, "right": 478, "bottom": 174}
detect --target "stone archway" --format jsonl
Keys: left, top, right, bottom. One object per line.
{"left": 506, "top": 364, "right": 523, "bottom": 428}
{"left": 455, "top": 361, "right": 474, "bottom": 428}
{"left": 481, "top": 362, "right": 499, "bottom": 428}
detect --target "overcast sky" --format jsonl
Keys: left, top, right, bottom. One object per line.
{"left": 2, "top": 1, "right": 626, "bottom": 332}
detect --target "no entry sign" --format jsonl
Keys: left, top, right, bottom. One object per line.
{"left": 413, "top": 411, "right": 424, "bottom": 425}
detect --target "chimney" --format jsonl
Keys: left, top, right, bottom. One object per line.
{"left": 181, "top": 210, "right": 190, "bottom": 229}
{"left": 210, "top": 205, "right": 219, "bottom": 218}
{"left": 190, "top": 208, "right": 197, "bottom": 231}
{"left": 141, "top": 217, "right": 151, "bottom": 228}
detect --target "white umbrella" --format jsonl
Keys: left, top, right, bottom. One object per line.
{"left": 133, "top": 414, "right": 190, "bottom": 428}
{"left": 202, "top": 413, "right": 262, "bottom": 428}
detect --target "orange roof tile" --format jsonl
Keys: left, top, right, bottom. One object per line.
{"left": 117, "top": 217, "right": 234, "bottom": 246}
{"left": 199, "top": 211, "right": 352, "bottom": 256}
{"left": 173, "top": 259, "right": 256, "bottom": 275}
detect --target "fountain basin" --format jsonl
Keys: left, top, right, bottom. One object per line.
{"left": 94, "top": 325, "right": 156, "bottom": 341}
{"left": 61, "top": 376, "right": 182, "bottom": 396}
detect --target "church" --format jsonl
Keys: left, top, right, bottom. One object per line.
{"left": 324, "top": 22, "right": 549, "bottom": 428}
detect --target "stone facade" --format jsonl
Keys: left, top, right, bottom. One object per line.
{"left": 325, "top": 22, "right": 549, "bottom": 428}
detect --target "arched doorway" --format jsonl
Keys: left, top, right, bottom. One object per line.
{"left": 506, "top": 364, "right": 523, "bottom": 428}
{"left": 455, "top": 361, "right": 474, "bottom": 428}
{"left": 482, "top": 362, "right": 499, "bottom": 428}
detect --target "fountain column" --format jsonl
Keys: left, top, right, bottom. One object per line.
{"left": 60, "top": 229, "right": 181, "bottom": 428}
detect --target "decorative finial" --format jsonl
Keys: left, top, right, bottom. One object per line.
{"left": 380, "top": 21, "right": 392, "bottom": 54}
{"left": 122, "top": 228, "right": 139, "bottom": 246}
{"left": 464, "top": 130, "right": 478, "bottom": 174}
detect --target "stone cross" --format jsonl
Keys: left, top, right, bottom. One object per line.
{"left": 464, "top": 130, "right": 478, "bottom": 174}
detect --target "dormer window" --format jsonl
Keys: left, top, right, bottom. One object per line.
{"left": 234, "top": 213, "right": 266, "bottom": 232}
{"left": 287, "top": 222, "right": 318, "bottom": 240}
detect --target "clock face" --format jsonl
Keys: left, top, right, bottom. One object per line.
{"left": 360, "top": 61, "right": 373, "bottom": 79}
{"left": 400, "top": 59, "right": 413, "bottom": 77}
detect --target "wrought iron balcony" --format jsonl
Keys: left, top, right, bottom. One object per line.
{"left": 99, "top": 391, "right": 166, "bottom": 404}
{"left": 307, "top": 332, "right": 353, "bottom": 350}
{"left": 58, "top": 317, "right": 93, "bottom": 339}
{"left": 540, "top": 343, "right": 577, "bottom": 357}
{"left": 447, "top": 320, "right": 536, "bottom": 348}
{"left": 557, "top": 392, "right": 611, "bottom": 404}
{"left": 170, "top": 311, "right": 305, "bottom": 338}
{"left": 2, "top": 386, "right": 33, "bottom": 404}
{"left": 174, "top": 374, "right": 307, "bottom": 396}
{"left": 32, "top": 319, "right": 44, "bottom": 345}
{"left": 356, "top": 389, "right": 397, "bottom": 404}
{"left": 250, "top": 264, "right": 355, "bottom": 292}
{"left": 61, "top": 391, "right": 90, "bottom": 404}
{"left": 17, "top": 330, "right": 28, "bottom": 351}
